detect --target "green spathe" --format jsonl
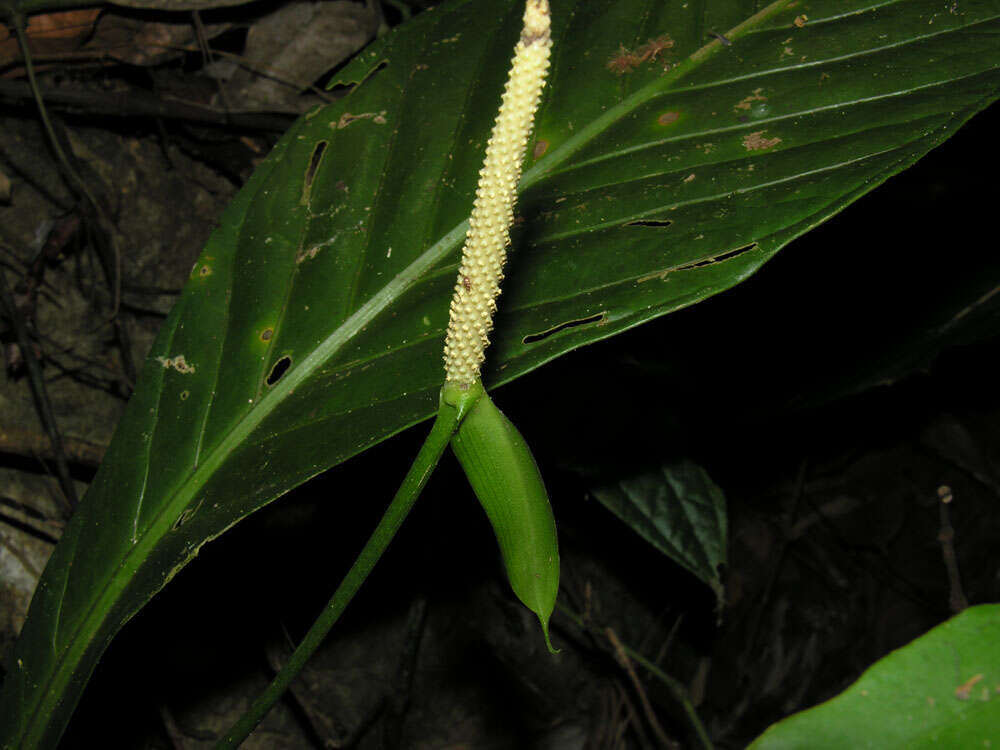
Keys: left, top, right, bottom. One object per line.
{"left": 444, "top": 381, "right": 560, "bottom": 653}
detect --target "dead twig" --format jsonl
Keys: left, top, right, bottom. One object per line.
{"left": 0, "top": 80, "right": 297, "bottom": 131}
{"left": 0, "top": 494, "right": 63, "bottom": 545}
{"left": 558, "top": 603, "right": 713, "bottom": 749}
{"left": 0, "top": 266, "right": 78, "bottom": 516}
{"left": 0, "top": 423, "right": 105, "bottom": 468}
{"left": 616, "top": 678, "right": 654, "bottom": 749}
{"left": 936, "top": 485, "right": 968, "bottom": 612}
{"left": 746, "top": 455, "right": 809, "bottom": 653}
{"left": 11, "top": 13, "right": 137, "bottom": 390}
{"left": 605, "top": 627, "right": 680, "bottom": 750}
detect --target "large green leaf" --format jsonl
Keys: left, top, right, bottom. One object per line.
{"left": 2, "top": 0, "right": 999, "bottom": 745}
{"left": 749, "top": 604, "right": 1000, "bottom": 748}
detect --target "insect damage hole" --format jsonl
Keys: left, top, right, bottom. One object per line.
{"left": 677, "top": 242, "right": 758, "bottom": 270}
{"left": 523, "top": 312, "right": 606, "bottom": 344}
{"left": 305, "top": 142, "right": 328, "bottom": 186}
{"left": 626, "top": 219, "right": 672, "bottom": 228}
{"left": 172, "top": 507, "right": 194, "bottom": 530}
{"left": 266, "top": 355, "right": 292, "bottom": 386}
{"left": 301, "top": 141, "right": 328, "bottom": 203}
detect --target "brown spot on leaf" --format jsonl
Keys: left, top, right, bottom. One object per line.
{"left": 156, "top": 355, "right": 196, "bottom": 374}
{"left": 607, "top": 45, "right": 640, "bottom": 75}
{"left": 635, "top": 34, "right": 674, "bottom": 62}
{"left": 734, "top": 88, "right": 767, "bottom": 112}
{"left": 742, "top": 130, "right": 782, "bottom": 151}
{"left": 533, "top": 139, "right": 549, "bottom": 159}
{"left": 334, "top": 111, "right": 388, "bottom": 129}
{"left": 260, "top": 328, "right": 273, "bottom": 342}
{"left": 793, "top": 14, "right": 808, "bottom": 27}
{"left": 607, "top": 34, "right": 675, "bottom": 75}
{"left": 658, "top": 111, "right": 680, "bottom": 126}
{"left": 955, "top": 674, "right": 984, "bottom": 700}
{"left": 637, "top": 268, "right": 670, "bottom": 284}
{"left": 296, "top": 246, "right": 322, "bottom": 264}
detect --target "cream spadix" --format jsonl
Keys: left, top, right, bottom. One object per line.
{"left": 442, "top": 0, "right": 552, "bottom": 386}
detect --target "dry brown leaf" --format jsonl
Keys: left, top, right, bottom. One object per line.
{"left": 85, "top": 11, "right": 230, "bottom": 66}
{"left": 222, "top": 0, "right": 379, "bottom": 113}
{"left": 0, "top": 9, "right": 101, "bottom": 70}
{"left": 106, "top": 0, "right": 259, "bottom": 10}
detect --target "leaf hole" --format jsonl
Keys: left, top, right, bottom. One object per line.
{"left": 304, "top": 141, "right": 328, "bottom": 189}
{"left": 326, "top": 59, "right": 388, "bottom": 95}
{"left": 523, "top": 312, "right": 606, "bottom": 344}
{"left": 626, "top": 219, "right": 673, "bottom": 228}
{"left": 267, "top": 355, "right": 292, "bottom": 386}
{"left": 677, "top": 242, "right": 757, "bottom": 271}
{"left": 172, "top": 508, "right": 193, "bottom": 530}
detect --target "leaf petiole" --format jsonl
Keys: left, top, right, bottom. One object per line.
{"left": 215, "top": 392, "right": 464, "bottom": 748}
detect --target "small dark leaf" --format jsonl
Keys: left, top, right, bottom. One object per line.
{"left": 591, "top": 460, "right": 727, "bottom": 605}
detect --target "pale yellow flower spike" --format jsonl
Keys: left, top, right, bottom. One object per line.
{"left": 443, "top": 0, "right": 552, "bottom": 386}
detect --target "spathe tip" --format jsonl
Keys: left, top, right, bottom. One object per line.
{"left": 539, "top": 616, "right": 560, "bottom": 655}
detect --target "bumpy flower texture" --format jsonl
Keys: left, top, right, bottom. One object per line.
{"left": 443, "top": 0, "right": 552, "bottom": 386}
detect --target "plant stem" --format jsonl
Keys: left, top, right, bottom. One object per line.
{"left": 558, "top": 604, "right": 714, "bottom": 750}
{"left": 11, "top": 12, "right": 84, "bottom": 199}
{"left": 215, "top": 403, "right": 461, "bottom": 748}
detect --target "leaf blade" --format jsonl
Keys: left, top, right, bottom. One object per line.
{"left": 748, "top": 604, "right": 1000, "bottom": 748}
{"left": 591, "top": 460, "right": 728, "bottom": 604}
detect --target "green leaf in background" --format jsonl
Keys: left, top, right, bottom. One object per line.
{"left": 749, "top": 604, "right": 1000, "bottom": 748}
{"left": 591, "top": 460, "right": 727, "bottom": 605}
{"left": 2, "top": 0, "right": 999, "bottom": 746}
